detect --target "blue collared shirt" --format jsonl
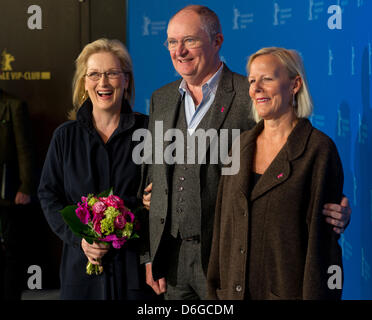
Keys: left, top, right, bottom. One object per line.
{"left": 179, "top": 63, "right": 224, "bottom": 135}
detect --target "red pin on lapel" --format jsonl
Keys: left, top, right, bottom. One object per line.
{"left": 277, "top": 173, "right": 284, "bottom": 179}
{"left": 221, "top": 106, "right": 225, "bottom": 113}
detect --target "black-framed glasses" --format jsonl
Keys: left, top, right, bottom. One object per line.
{"left": 85, "top": 70, "right": 125, "bottom": 81}
{"left": 164, "top": 37, "right": 203, "bottom": 51}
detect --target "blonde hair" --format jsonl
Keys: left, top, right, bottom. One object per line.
{"left": 246, "top": 47, "right": 313, "bottom": 122}
{"left": 69, "top": 38, "right": 134, "bottom": 119}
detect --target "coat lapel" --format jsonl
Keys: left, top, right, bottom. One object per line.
{"left": 250, "top": 149, "right": 291, "bottom": 201}
{"left": 250, "top": 118, "right": 312, "bottom": 201}
{"left": 237, "top": 121, "right": 263, "bottom": 199}
{"left": 158, "top": 81, "right": 183, "bottom": 180}
{"left": 205, "top": 65, "right": 236, "bottom": 135}
{"left": 161, "top": 89, "right": 182, "bottom": 141}
{"left": 192, "top": 65, "right": 238, "bottom": 169}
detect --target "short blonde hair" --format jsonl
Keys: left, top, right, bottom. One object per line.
{"left": 246, "top": 47, "right": 313, "bottom": 122}
{"left": 70, "top": 38, "right": 134, "bottom": 119}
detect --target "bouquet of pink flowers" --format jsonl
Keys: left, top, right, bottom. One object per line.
{"left": 60, "top": 188, "right": 139, "bottom": 275}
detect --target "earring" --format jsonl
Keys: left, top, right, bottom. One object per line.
{"left": 292, "top": 94, "right": 297, "bottom": 108}
{"left": 82, "top": 91, "right": 88, "bottom": 101}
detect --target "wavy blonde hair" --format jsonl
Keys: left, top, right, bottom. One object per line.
{"left": 247, "top": 47, "right": 313, "bottom": 122}
{"left": 69, "top": 38, "right": 134, "bottom": 120}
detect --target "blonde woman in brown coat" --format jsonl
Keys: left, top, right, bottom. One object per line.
{"left": 207, "top": 47, "right": 344, "bottom": 300}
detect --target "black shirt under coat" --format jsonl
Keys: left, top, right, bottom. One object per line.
{"left": 38, "top": 99, "right": 150, "bottom": 300}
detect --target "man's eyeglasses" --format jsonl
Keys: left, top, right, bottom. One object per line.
{"left": 164, "top": 37, "right": 203, "bottom": 51}
{"left": 85, "top": 70, "right": 125, "bottom": 81}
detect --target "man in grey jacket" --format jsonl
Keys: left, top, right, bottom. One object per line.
{"left": 140, "top": 5, "right": 351, "bottom": 300}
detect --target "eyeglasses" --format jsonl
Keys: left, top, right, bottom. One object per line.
{"left": 164, "top": 37, "right": 203, "bottom": 51}
{"left": 85, "top": 70, "right": 125, "bottom": 81}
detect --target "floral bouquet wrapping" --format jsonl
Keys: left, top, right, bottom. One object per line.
{"left": 60, "top": 188, "right": 139, "bottom": 275}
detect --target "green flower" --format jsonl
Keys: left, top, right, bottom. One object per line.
{"left": 88, "top": 195, "right": 99, "bottom": 207}
{"left": 100, "top": 207, "right": 121, "bottom": 235}
{"left": 116, "top": 222, "right": 133, "bottom": 238}
{"left": 123, "top": 223, "right": 133, "bottom": 237}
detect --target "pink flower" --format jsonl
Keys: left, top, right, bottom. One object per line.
{"left": 104, "top": 195, "right": 124, "bottom": 209}
{"left": 100, "top": 234, "right": 126, "bottom": 249}
{"left": 125, "top": 211, "right": 135, "bottom": 223}
{"left": 92, "top": 213, "right": 104, "bottom": 235}
{"left": 112, "top": 237, "right": 126, "bottom": 249}
{"left": 76, "top": 202, "right": 90, "bottom": 224}
{"left": 92, "top": 201, "right": 106, "bottom": 215}
{"left": 114, "top": 214, "right": 126, "bottom": 229}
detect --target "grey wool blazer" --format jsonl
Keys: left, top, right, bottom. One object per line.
{"left": 139, "top": 65, "right": 256, "bottom": 280}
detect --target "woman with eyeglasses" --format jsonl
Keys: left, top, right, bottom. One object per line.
{"left": 38, "top": 38, "right": 154, "bottom": 300}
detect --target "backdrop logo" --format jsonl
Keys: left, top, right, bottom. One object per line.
{"left": 0, "top": 50, "right": 51, "bottom": 81}
{"left": 340, "top": 234, "right": 353, "bottom": 260}
{"left": 362, "top": 248, "right": 371, "bottom": 281}
{"left": 143, "top": 15, "right": 151, "bottom": 36}
{"left": 353, "top": 174, "right": 357, "bottom": 207}
{"left": 369, "top": 42, "right": 371, "bottom": 76}
{"left": 337, "top": 108, "right": 350, "bottom": 137}
{"left": 308, "top": 0, "right": 325, "bottom": 21}
{"left": 328, "top": 47, "right": 334, "bottom": 76}
{"left": 309, "top": 113, "right": 325, "bottom": 129}
{"left": 351, "top": 45, "right": 356, "bottom": 75}
{"left": 273, "top": 2, "right": 292, "bottom": 26}
{"left": 358, "top": 113, "right": 368, "bottom": 145}
{"left": 370, "top": 189, "right": 372, "bottom": 223}
{"left": 142, "top": 15, "right": 166, "bottom": 36}
{"left": 145, "top": 98, "right": 150, "bottom": 115}
{"left": 1, "top": 49, "right": 15, "bottom": 71}
{"left": 232, "top": 6, "right": 254, "bottom": 30}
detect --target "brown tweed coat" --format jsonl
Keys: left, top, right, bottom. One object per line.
{"left": 207, "top": 118, "right": 344, "bottom": 300}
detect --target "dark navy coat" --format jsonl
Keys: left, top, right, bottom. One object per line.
{"left": 38, "top": 99, "right": 152, "bottom": 300}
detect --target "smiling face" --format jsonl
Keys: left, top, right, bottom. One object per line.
{"left": 84, "top": 51, "right": 128, "bottom": 113}
{"left": 166, "top": 10, "right": 222, "bottom": 86}
{"left": 248, "top": 54, "right": 301, "bottom": 121}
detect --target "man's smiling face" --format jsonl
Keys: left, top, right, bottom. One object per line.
{"left": 166, "top": 10, "right": 221, "bottom": 86}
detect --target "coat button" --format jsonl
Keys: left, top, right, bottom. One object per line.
{"left": 240, "top": 248, "right": 245, "bottom": 254}
{"left": 235, "top": 285, "right": 242, "bottom": 292}
{"left": 179, "top": 176, "right": 185, "bottom": 181}
{"left": 178, "top": 186, "right": 184, "bottom": 192}
{"left": 160, "top": 218, "right": 165, "bottom": 224}
{"left": 243, "top": 211, "right": 247, "bottom": 216}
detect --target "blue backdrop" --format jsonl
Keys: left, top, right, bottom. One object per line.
{"left": 127, "top": 0, "right": 372, "bottom": 300}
